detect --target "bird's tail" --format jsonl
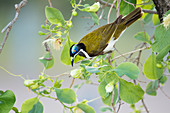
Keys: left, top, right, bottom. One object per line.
{"left": 122, "top": 7, "right": 143, "bottom": 27}
{"left": 113, "top": 7, "right": 143, "bottom": 40}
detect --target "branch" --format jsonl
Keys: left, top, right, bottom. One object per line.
{"left": 69, "top": 78, "right": 75, "bottom": 88}
{"left": 111, "top": 46, "right": 149, "bottom": 62}
{"left": 95, "top": 0, "right": 157, "bottom": 14}
{"left": 141, "top": 99, "right": 149, "bottom": 113}
{"left": 160, "top": 87, "right": 170, "bottom": 99}
{"left": 0, "top": 0, "right": 28, "bottom": 54}
{"left": 152, "top": 0, "right": 170, "bottom": 22}
{"left": 107, "top": 0, "right": 117, "bottom": 23}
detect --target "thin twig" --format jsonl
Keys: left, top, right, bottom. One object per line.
{"left": 0, "top": 28, "right": 11, "bottom": 54}
{"left": 142, "top": 9, "right": 157, "bottom": 14}
{"left": 111, "top": 89, "right": 116, "bottom": 113}
{"left": 141, "top": 99, "right": 149, "bottom": 113}
{"left": 123, "top": 0, "right": 135, "bottom": 8}
{"left": 116, "top": 99, "right": 122, "bottom": 113}
{"left": 111, "top": 46, "right": 148, "bottom": 62}
{"left": 0, "top": 66, "right": 25, "bottom": 80}
{"left": 124, "top": 43, "right": 143, "bottom": 62}
{"left": 48, "top": 0, "right": 53, "bottom": 7}
{"left": 0, "top": 0, "right": 28, "bottom": 54}
{"left": 160, "top": 87, "right": 170, "bottom": 99}
{"left": 114, "top": 47, "right": 128, "bottom": 59}
{"left": 69, "top": 78, "right": 75, "bottom": 88}
{"left": 107, "top": 0, "right": 117, "bottom": 23}
{"left": 116, "top": 0, "right": 121, "bottom": 17}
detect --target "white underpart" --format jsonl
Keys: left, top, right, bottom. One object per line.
{"left": 103, "top": 29, "right": 126, "bottom": 53}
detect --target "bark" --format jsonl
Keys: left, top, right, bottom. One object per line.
{"left": 152, "top": 0, "right": 170, "bottom": 22}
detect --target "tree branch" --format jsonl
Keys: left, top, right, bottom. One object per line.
{"left": 152, "top": 0, "right": 170, "bottom": 22}
{"left": 141, "top": 99, "right": 149, "bottom": 113}
{"left": 0, "top": 0, "right": 28, "bottom": 54}
{"left": 111, "top": 46, "right": 148, "bottom": 62}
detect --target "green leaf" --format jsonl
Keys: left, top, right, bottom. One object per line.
{"left": 114, "top": 62, "right": 139, "bottom": 80}
{"left": 39, "top": 53, "right": 54, "bottom": 69}
{"left": 89, "top": 12, "right": 99, "bottom": 25}
{"left": 119, "top": 0, "right": 136, "bottom": 16}
{"left": 21, "top": 97, "right": 43, "bottom": 113}
{"left": 152, "top": 14, "right": 160, "bottom": 25}
{"left": 81, "top": 60, "right": 91, "bottom": 65}
{"left": 28, "top": 101, "right": 44, "bottom": 113}
{"left": 54, "top": 88, "right": 76, "bottom": 104}
{"left": 97, "top": 65, "right": 113, "bottom": 82}
{"left": 80, "top": 2, "right": 100, "bottom": 12}
{"left": 53, "top": 78, "right": 63, "bottom": 88}
{"left": 104, "top": 72, "right": 118, "bottom": 84}
{"left": 100, "top": 107, "right": 112, "bottom": 112}
{"left": 146, "top": 80, "right": 158, "bottom": 96}
{"left": 38, "top": 31, "right": 48, "bottom": 36}
{"left": 45, "top": 6, "right": 65, "bottom": 25}
{"left": 156, "top": 45, "right": 170, "bottom": 61}
{"left": 143, "top": 13, "right": 152, "bottom": 24}
{"left": 85, "top": 66, "right": 99, "bottom": 73}
{"left": 143, "top": 53, "right": 163, "bottom": 80}
{"left": 134, "top": 32, "right": 150, "bottom": 44}
{"left": 0, "top": 90, "right": 16, "bottom": 113}
{"left": 159, "top": 76, "right": 167, "bottom": 85}
{"left": 77, "top": 103, "right": 95, "bottom": 113}
{"left": 119, "top": 78, "right": 144, "bottom": 104}
{"left": 60, "top": 38, "right": 84, "bottom": 65}
{"left": 98, "top": 79, "right": 115, "bottom": 106}
{"left": 98, "top": 80, "right": 108, "bottom": 98}
{"left": 102, "top": 92, "right": 112, "bottom": 106}
{"left": 151, "top": 24, "right": 170, "bottom": 52}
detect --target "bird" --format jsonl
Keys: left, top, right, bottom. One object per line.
{"left": 70, "top": 7, "right": 143, "bottom": 66}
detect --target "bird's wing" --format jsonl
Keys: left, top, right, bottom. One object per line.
{"left": 79, "top": 16, "right": 123, "bottom": 57}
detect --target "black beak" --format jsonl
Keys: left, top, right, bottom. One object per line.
{"left": 71, "top": 57, "right": 74, "bottom": 67}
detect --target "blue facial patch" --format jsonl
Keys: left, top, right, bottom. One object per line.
{"left": 72, "top": 45, "right": 78, "bottom": 54}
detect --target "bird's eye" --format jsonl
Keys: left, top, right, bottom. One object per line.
{"left": 72, "top": 45, "right": 78, "bottom": 54}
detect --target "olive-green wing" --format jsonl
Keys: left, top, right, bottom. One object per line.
{"left": 79, "top": 16, "right": 122, "bottom": 57}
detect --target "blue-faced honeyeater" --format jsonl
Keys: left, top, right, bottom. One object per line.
{"left": 70, "top": 7, "right": 143, "bottom": 66}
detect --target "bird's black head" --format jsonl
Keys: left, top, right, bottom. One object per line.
{"left": 70, "top": 43, "right": 86, "bottom": 66}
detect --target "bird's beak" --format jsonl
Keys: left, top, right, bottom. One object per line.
{"left": 71, "top": 57, "right": 74, "bottom": 67}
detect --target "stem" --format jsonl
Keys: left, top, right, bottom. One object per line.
{"left": 141, "top": 99, "right": 149, "bottom": 113}
{"left": 69, "top": 78, "right": 75, "bottom": 88}
{"left": 0, "top": 66, "right": 25, "bottom": 80}
{"left": 107, "top": 0, "right": 117, "bottom": 24}
{"left": 111, "top": 46, "right": 149, "bottom": 62}
{"left": 87, "top": 96, "right": 101, "bottom": 103}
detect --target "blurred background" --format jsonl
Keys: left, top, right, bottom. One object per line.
{"left": 0, "top": 0, "right": 169, "bottom": 113}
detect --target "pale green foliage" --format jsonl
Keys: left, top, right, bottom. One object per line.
{"left": 0, "top": 90, "right": 16, "bottom": 113}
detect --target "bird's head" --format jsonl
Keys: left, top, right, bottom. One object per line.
{"left": 70, "top": 43, "right": 86, "bottom": 66}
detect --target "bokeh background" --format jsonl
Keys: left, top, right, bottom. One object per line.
{"left": 0, "top": 0, "right": 169, "bottom": 113}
